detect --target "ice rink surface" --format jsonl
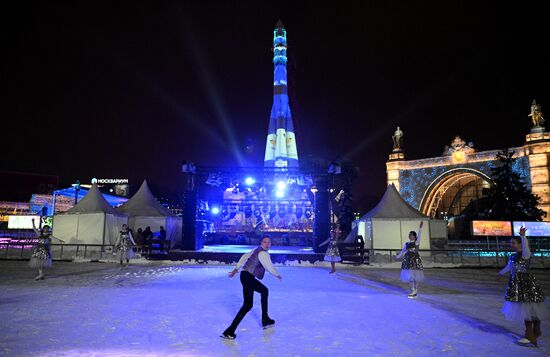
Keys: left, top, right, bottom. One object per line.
{"left": 1, "top": 261, "right": 549, "bottom": 356}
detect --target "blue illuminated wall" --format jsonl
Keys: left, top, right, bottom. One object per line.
{"left": 398, "top": 156, "right": 531, "bottom": 209}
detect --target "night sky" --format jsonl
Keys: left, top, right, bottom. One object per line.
{"left": 2, "top": 1, "right": 548, "bottom": 211}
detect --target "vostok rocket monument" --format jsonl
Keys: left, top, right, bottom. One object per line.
{"left": 264, "top": 20, "right": 299, "bottom": 168}
{"left": 181, "top": 20, "right": 330, "bottom": 252}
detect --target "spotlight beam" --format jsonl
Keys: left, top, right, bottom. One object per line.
{"left": 114, "top": 57, "right": 229, "bottom": 150}
{"left": 176, "top": 11, "right": 245, "bottom": 165}
{"left": 340, "top": 55, "right": 479, "bottom": 162}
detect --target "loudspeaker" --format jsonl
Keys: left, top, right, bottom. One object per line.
{"left": 181, "top": 190, "right": 202, "bottom": 250}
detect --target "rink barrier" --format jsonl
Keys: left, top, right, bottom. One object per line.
{"left": 0, "top": 241, "right": 115, "bottom": 262}
{"left": 369, "top": 248, "right": 550, "bottom": 268}
{"left": 1, "top": 241, "right": 549, "bottom": 268}
{"left": 447, "top": 239, "right": 550, "bottom": 251}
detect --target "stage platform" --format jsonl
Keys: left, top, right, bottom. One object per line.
{"left": 158, "top": 245, "right": 325, "bottom": 264}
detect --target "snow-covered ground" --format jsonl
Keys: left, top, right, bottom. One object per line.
{"left": 1, "top": 261, "right": 549, "bottom": 356}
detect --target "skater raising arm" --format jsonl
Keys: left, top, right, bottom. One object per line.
{"left": 31, "top": 218, "right": 41, "bottom": 236}
{"left": 29, "top": 218, "right": 63, "bottom": 281}
{"left": 322, "top": 225, "right": 342, "bottom": 273}
{"left": 499, "top": 226, "right": 547, "bottom": 346}
{"left": 500, "top": 227, "right": 529, "bottom": 275}
{"left": 415, "top": 221, "right": 423, "bottom": 247}
{"left": 395, "top": 221, "right": 425, "bottom": 297}
{"left": 32, "top": 218, "right": 64, "bottom": 243}
{"left": 519, "top": 227, "right": 531, "bottom": 259}
{"left": 396, "top": 221, "right": 423, "bottom": 260}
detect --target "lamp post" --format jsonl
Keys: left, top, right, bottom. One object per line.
{"left": 52, "top": 190, "right": 57, "bottom": 216}
{"left": 327, "top": 162, "right": 342, "bottom": 226}
{"left": 310, "top": 187, "right": 318, "bottom": 246}
{"left": 72, "top": 180, "right": 81, "bottom": 205}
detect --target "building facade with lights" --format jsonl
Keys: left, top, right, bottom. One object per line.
{"left": 387, "top": 102, "right": 550, "bottom": 222}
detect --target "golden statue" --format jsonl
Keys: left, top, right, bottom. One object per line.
{"left": 529, "top": 100, "right": 544, "bottom": 127}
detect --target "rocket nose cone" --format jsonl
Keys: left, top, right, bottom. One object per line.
{"left": 275, "top": 19, "right": 284, "bottom": 29}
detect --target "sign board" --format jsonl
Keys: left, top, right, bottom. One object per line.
{"left": 7, "top": 215, "right": 41, "bottom": 229}
{"left": 91, "top": 178, "right": 129, "bottom": 184}
{"left": 471, "top": 220, "right": 512, "bottom": 236}
{"left": 512, "top": 221, "right": 550, "bottom": 237}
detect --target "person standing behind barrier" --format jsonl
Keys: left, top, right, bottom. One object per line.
{"left": 395, "top": 221, "right": 424, "bottom": 298}
{"left": 30, "top": 218, "right": 64, "bottom": 280}
{"left": 115, "top": 224, "right": 136, "bottom": 266}
{"left": 159, "top": 226, "right": 167, "bottom": 252}
{"left": 134, "top": 228, "right": 144, "bottom": 252}
{"left": 142, "top": 226, "right": 153, "bottom": 254}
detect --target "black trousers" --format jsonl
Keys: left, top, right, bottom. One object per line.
{"left": 226, "top": 271, "right": 269, "bottom": 333}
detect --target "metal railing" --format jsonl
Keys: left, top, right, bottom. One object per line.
{"left": 368, "top": 248, "right": 550, "bottom": 268}
{"left": 0, "top": 241, "right": 116, "bottom": 261}
{"left": 2, "top": 240, "right": 549, "bottom": 268}
{"left": 447, "top": 238, "right": 550, "bottom": 251}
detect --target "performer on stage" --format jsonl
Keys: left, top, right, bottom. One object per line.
{"left": 221, "top": 235, "right": 282, "bottom": 340}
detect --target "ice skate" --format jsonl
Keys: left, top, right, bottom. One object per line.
{"left": 407, "top": 289, "right": 417, "bottom": 298}
{"left": 515, "top": 337, "right": 535, "bottom": 347}
{"left": 220, "top": 330, "right": 236, "bottom": 340}
{"left": 34, "top": 274, "right": 44, "bottom": 281}
{"left": 262, "top": 317, "right": 275, "bottom": 329}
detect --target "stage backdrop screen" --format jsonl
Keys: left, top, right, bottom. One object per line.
{"left": 513, "top": 221, "right": 550, "bottom": 237}
{"left": 471, "top": 220, "right": 512, "bottom": 236}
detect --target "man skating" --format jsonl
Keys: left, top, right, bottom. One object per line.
{"left": 221, "top": 236, "right": 282, "bottom": 340}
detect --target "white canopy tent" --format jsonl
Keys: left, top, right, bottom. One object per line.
{"left": 345, "top": 184, "right": 447, "bottom": 249}
{"left": 116, "top": 180, "right": 182, "bottom": 247}
{"left": 53, "top": 184, "right": 128, "bottom": 245}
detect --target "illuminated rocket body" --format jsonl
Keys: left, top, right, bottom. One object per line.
{"left": 264, "top": 20, "right": 299, "bottom": 168}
